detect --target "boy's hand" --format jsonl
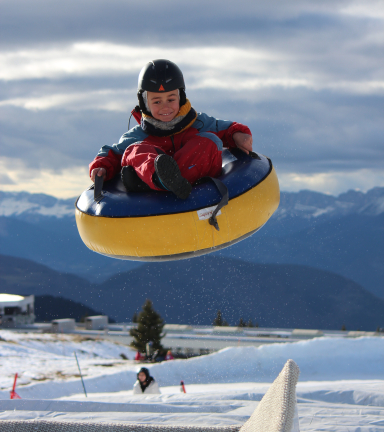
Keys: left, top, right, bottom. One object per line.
{"left": 233, "top": 132, "right": 253, "bottom": 154}
{"left": 91, "top": 168, "right": 106, "bottom": 182}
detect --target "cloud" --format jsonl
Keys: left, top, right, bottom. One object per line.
{"left": 2, "top": 87, "right": 382, "bottom": 174}
{"left": 278, "top": 168, "right": 384, "bottom": 195}
{"left": 0, "top": 89, "right": 133, "bottom": 112}
{"left": 0, "top": 157, "right": 90, "bottom": 199}
{"left": 1, "top": 42, "right": 383, "bottom": 96}
{"left": 0, "top": 0, "right": 383, "bottom": 196}
{"left": 0, "top": 173, "right": 15, "bottom": 186}
{"left": 2, "top": 0, "right": 383, "bottom": 49}
{"left": 0, "top": 1, "right": 345, "bottom": 48}
{"left": 340, "top": 0, "right": 384, "bottom": 19}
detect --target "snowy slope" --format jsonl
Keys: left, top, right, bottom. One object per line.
{"left": 0, "top": 331, "right": 384, "bottom": 431}
{"left": 0, "top": 331, "right": 383, "bottom": 398}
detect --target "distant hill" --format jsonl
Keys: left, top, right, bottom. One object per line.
{"left": 1, "top": 254, "right": 383, "bottom": 331}
{"left": 0, "top": 187, "right": 383, "bottom": 297}
{"left": 34, "top": 295, "right": 106, "bottom": 323}
{"left": 217, "top": 213, "right": 384, "bottom": 298}
{"left": 0, "top": 215, "right": 141, "bottom": 281}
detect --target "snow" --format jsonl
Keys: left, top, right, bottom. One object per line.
{"left": 0, "top": 330, "right": 383, "bottom": 431}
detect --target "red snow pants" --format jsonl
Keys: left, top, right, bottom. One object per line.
{"left": 121, "top": 133, "right": 223, "bottom": 191}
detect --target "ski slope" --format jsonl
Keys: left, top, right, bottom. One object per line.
{"left": 0, "top": 330, "right": 383, "bottom": 431}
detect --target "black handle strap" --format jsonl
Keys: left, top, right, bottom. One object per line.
{"left": 197, "top": 177, "right": 228, "bottom": 231}
{"left": 249, "top": 151, "right": 261, "bottom": 160}
{"left": 94, "top": 175, "right": 104, "bottom": 202}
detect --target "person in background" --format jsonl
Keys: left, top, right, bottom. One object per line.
{"left": 134, "top": 351, "right": 145, "bottom": 362}
{"left": 165, "top": 350, "right": 174, "bottom": 360}
{"left": 133, "top": 367, "right": 161, "bottom": 394}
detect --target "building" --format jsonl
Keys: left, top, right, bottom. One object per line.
{"left": 85, "top": 315, "right": 108, "bottom": 330}
{"left": 51, "top": 318, "right": 76, "bottom": 333}
{"left": 0, "top": 294, "right": 35, "bottom": 327}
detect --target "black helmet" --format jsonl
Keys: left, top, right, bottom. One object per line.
{"left": 137, "top": 59, "right": 187, "bottom": 114}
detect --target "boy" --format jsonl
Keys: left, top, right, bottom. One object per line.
{"left": 90, "top": 59, "right": 253, "bottom": 199}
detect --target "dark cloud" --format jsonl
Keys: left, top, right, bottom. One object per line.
{"left": 1, "top": 87, "right": 382, "bottom": 176}
{"left": 0, "top": 106, "right": 127, "bottom": 170}
{"left": 2, "top": 0, "right": 381, "bottom": 86}
{"left": 0, "top": 173, "right": 15, "bottom": 185}
{"left": 0, "top": 0, "right": 376, "bottom": 51}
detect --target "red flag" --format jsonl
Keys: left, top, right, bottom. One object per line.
{"left": 180, "top": 380, "right": 186, "bottom": 393}
{"left": 10, "top": 391, "right": 21, "bottom": 399}
{"left": 10, "top": 373, "right": 21, "bottom": 399}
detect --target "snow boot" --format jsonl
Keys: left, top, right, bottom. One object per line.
{"left": 154, "top": 154, "right": 192, "bottom": 199}
{"left": 121, "top": 166, "right": 151, "bottom": 192}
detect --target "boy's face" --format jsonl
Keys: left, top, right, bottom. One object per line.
{"left": 147, "top": 90, "right": 180, "bottom": 122}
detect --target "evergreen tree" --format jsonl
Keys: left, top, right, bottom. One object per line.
{"left": 238, "top": 317, "right": 246, "bottom": 327}
{"left": 130, "top": 299, "right": 165, "bottom": 353}
{"left": 132, "top": 312, "right": 138, "bottom": 323}
{"left": 213, "top": 310, "right": 223, "bottom": 326}
{"left": 247, "top": 319, "right": 254, "bottom": 328}
{"left": 341, "top": 324, "right": 346, "bottom": 331}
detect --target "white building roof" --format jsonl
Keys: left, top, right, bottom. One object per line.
{"left": 0, "top": 294, "right": 34, "bottom": 309}
{"left": 0, "top": 294, "right": 25, "bottom": 303}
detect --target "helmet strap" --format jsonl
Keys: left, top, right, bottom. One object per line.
{"left": 137, "top": 91, "right": 152, "bottom": 116}
{"left": 179, "top": 88, "right": 187, "bottom": 106}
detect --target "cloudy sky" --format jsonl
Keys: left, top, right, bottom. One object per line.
{"left": 1, "top": 0, "right": 383, "bottom": 198}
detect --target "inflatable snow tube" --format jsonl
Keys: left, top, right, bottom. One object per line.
{"left": 75, "top": 148, "right": 280, "bottom": 261}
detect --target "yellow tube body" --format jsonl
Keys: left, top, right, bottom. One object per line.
{"left": 75, "top": 167, "right": 280, "bottom": 260}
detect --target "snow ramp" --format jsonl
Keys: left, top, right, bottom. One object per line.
{"left": 0, "top": 360, "right": 300, "bottom": 432}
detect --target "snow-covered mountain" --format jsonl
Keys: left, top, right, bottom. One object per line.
{"left": 276, "top": 187, "right": 384, "bottom": 219}
{"left": 0, "top": 191, "right": 75, "bottom": 219}
{"left": 1, "top": 187, "right": 383, "bottom": 222}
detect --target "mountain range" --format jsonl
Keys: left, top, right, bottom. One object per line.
{"left": 1, "top": 253, "right": 383, "bottom": 331}
{"left": 0, "top": 187, "right": 382, "bottom": 298}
